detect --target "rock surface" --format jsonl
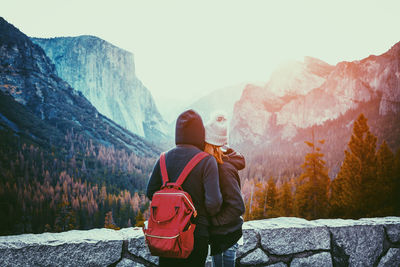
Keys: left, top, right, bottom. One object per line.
{"left": 231, "top": 43, "right": 400, "bottom": 147}
{"left": 378, "top": 248, "right": 400, "bottom": 267}
{"left": 0, "top": 229, "right": 123, "bottom": 266}
{"left": 32, "top": 36, "right": 169, "bottom": 144}
{"left": 1, "top": 217, "right": 400, "bottom": 267}
{"left": 290, "top": 252, "right": 332, "bottom": 267}
{"left": 230, "top": 42, "right": 400, "bottom": 178}
{"left": 240, "top": 248, "right": 269, "bottom": 265}
{"left": 386, "top": 223, "right": 400, "bottom": 243}
{"left": 0, "top": 17, "right": 159, "bottom": 157}
{"left": 117, "top": 258, "right": 145, "bottom": 267}
{"left": 259, "top": 218, "right": 330, "bottom": 255}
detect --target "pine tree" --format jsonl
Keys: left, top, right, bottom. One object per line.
{"left": 265, "top": 178, "right": 278, "bottom": 218}
{"left": 54, "top": 201, "right": 77, "bottom": 232}
{"left": 104, "top": 210, "right": 119, "bottom": 230}
{"left": 135, "top": 210, "right": 145, "bottom": 227}
{"left": 278, "top": 181, "right": 293, "bottom": 217}
{"left": 330, "top": 150, "right": 359, "bottom": 217}
{"left": 295, "top": 131, "right": 330, "bottom": 220}
{"left": 252, "top": 181, "right": 267, "bottom": 219}
{"left": 393, "top": 149, "right": 400, "bottom": 215}
{"left": 330, "top": 114, "right": 378, "bottom": 218}
{"left": 376, "top": 141, "right": 395, "bottom": 215}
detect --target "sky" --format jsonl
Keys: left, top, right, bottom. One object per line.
{"left": 2, "top": 0, "right": 400, "bottom": 119}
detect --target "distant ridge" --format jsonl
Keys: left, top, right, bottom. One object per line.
{"left": 32, "top": 35, "right": 170, "bottom": 146}
{"left": 0, "top": 17, "right": 159, "bottom": 157}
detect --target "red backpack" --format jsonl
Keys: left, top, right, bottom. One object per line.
{"left": 144, "top": 151, "right": 208, "bottom": 258}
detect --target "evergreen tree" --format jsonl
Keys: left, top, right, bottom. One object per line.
{"left": 265, "top": 178, "right": 278, "bottom": 218}
{"left": 393, "top": 149, "right": 400, "bottom": 215}
{"left": 252, "top": 181, "right": 267, "bottom": 219}
{"left": 295, "top": 132, "right": 330, "bottom": 220}
{"left": 330, "top": 114, "right": 378, "bottom": 218}
{"left": 135, "top": 210, "right": 145, "bottom": 227}
{"left": 376, "top": 141, "right": 395, "bottom": 215}
{"left": 54, "top": 201, "right": 77, "bottom": 232}
{"left": 104, "top": 210, "right": 119, "bottom": 230}
{"left": 278, "top": 181, "right": 293, "bottom": 217}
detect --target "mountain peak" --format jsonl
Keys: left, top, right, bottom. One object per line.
{"left": 0, "top": 17, "right": 160, "bottom": 156}
{"left": 32, "top": 35, "right": 169, "bottom": 144}
{"left": 387, "top": 41, "right": 400, "bottom": 56}
{"left": 0, "top": 16, "right": 31, "bottom": 46}
{"left": 266, "top": 57, "right": 330, "bottom": 97}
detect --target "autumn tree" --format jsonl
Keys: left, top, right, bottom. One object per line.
{"left": 394, "top": 149, "right": 400, "bottom": 214}
{"left": 104, "top": 210, "right": 120, "bottom": 230}
{"left": 54, "top": 201, "right": 77, "bottom": 232}
{"left": 265, "top": 178, "right": 279, "bottom": 218}
{"left": 376, "top": 141, "right": 395, "bottom": 215}
{"left": 330, "top": 114, "right": 378, "bottom": 218}
{"left": 135, "top": 210, "right": 145, "bottom": 227}
{"left": 251, "top": 181, "right": 267, "bottom": 220}
{"left": 278, "top": 181, "right": 293, "bottom": 217}
{"left": 295, "top": 131, "right": 330, "bottom": 220}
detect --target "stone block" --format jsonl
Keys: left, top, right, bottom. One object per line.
{"left": 0, "top": 229, "right": 122, "bottom": 267}
{"left": 258, "top": 218, "right": 330, "bottom": 255}
{"left": 290, "top": 252, "right": 332, "bottom": 267}
{"left": 237, "top": 228, "right": 259, "bottom": 258}
{"left": 240, "top": 248, "right": 269, "bottom": 265}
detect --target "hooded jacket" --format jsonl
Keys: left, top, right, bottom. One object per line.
{"left": 209, "top": 148, "right": 246, "bottom": 255}
{"left": 146, "top": 110, "right": 222, "bottom": 237}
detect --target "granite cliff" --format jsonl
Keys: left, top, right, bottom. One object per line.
{"left": 32, "top": 36, "right": 169, "bottom": 144}
{"left": 230, "top": 44, "right": 400, "bottom": 176}
{"left": 0, "top": 17, "right": 158, "bottom": 157}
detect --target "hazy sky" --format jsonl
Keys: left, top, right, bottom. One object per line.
{"left": 2, "top": 0, "right": 400, "bottom": 118}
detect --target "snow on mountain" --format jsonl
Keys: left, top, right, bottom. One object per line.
{"left": 32, "top": 36, "right": 169, "bottom": 143}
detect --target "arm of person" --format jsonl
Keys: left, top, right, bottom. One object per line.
{"left": 211, "top": 167, "right": 245, "bottom": 226}
{"left": 146, "top": 159, "right": 162, "bottom": 200}
{"left": 203, "top": 156, "right": 223, "bottom": 216}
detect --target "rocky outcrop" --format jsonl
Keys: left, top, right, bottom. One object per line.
{"left": 32, "top": 36, "right": 169, "bottom": 143}
{"left": 1, "top": 217, "right": 399, "bottom": 267}
{"left": 231, "top": 42, "right": 400, "bottom": 147}
{"left": 0, "top": 17, "right": 159, "bottom": 157}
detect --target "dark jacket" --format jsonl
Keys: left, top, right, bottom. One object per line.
{"left": 146, "top": 110, "right": 222, "bottom": 237}
{"left": 209, "top": 148, "right": 245, "bottom": 255}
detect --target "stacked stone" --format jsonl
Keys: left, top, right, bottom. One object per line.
{"left": 1, "top": 217, "right": 399, "bottom": 266}
{"left": 237, "top": 217, "right": 400, "bottom": 266}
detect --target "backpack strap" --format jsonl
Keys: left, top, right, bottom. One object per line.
{"left": 159, "top": 152, "right": 169, "bottom": 186}
{"left": 169, "top": 152, "right": 209, "bottom": 187}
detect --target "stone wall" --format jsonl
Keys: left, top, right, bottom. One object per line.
{"left": 1, "top": 217, "right": 400, "bottom": 266}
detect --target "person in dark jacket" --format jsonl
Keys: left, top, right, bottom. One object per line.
{"left": 146, "top": 109, "right": 223, "bottom": 267}
{"left": 203, "top": 112, "right": 246, "bottom": 267}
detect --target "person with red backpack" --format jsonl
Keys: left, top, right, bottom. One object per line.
{"left": 146, "top": 109, "right": 222, "bottom": 266}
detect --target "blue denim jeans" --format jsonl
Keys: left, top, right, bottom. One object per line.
{"left": 212, "top": 243, "right": 239, "bottom": 267}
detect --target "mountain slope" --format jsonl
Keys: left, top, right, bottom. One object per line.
{"left": 0, "top": 17, "right": 159, "bottom": 157}
{"left": 231, "top": 43, "right": 400, "bottom": 177}
{"left": 188, "top": 83, "right": 246, "bottom": 123}
{"left": 31, "top": 36, "right": 169, "bottom": 144}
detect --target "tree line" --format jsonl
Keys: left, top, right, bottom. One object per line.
{"left": 0, "top": 128, "right": 153, "bottom": 235}
{"left": 1, "top": 113, "right": 399, "bottom": 235}
{"left": 243, "top": 114, "right": 400, "bottom": 220}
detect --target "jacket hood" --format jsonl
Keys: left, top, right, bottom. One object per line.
{"left": 175, "top": 109, "right": 205, "bottom": 150}
{"left": 223, "top": 148, "right": 245, "bottom": 170}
